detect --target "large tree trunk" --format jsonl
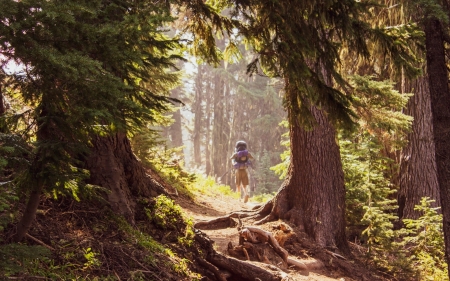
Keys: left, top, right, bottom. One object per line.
{"left": 85, "top": 132, "right": 167, "bottom": 224}
{"left": 398, "top": 75, "right": 440, "bottom": 220}
{"left": 425, "top": 17, "right": 450, "bottom": 276}
{"left": 258, "top": 106, "right": 349, "bottom": 254}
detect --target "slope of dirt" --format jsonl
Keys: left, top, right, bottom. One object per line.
{"left": 175, "top": 191, "right": 391, "bottom": 281}
{"left": 3, "top": 186, "right": 392, "bottom": 281}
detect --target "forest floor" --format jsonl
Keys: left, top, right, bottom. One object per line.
{"left": 4, "top": 183, "right": 395, "bottom": 280}
{"left": 175, "top": 190, "right": 391, "bottom": 281}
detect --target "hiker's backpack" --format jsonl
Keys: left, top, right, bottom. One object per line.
{"left": 233, "top": 141, "right": 251, "bottom": 169}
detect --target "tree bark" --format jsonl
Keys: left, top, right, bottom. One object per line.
{"left": 258, "top": 105, "right": 349, "bottom": 254}
{"left": 193, "top": 64, "right": 204, "bottom": 167}
{"left": 425, "top": 17, "right": 450, "bottom": 276}
{"left": 398, "top": 75, "right": 440, "bottom": 220}
{"left": 168, "top": 88, "right": 183, "bottom": 148}
{"left": 85, "top": 132, "right": 167, "bottom": 224}
{"left": 205, "top": 78, "right": 212, "bottom": 176}
{"left": 211, "top": 74, "right": 227, "bottom": 178}
{"left": 13, "top": 179, "right": 44, "bottom": 242}
{"left": 13, "top": 101, "right": 52, "bottom": 242}
{"left": 0, "top": 85, "right": 6, "bottom": 116}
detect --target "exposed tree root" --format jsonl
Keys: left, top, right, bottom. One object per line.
{"left": 239, "top": 226, "right": 289, "bottom": 263}
{"left": 194, "top": 215, "right": 238, "bottom": 229}
{"left": 194, "top": 200, "right": 274, "bottom": 230}
{"left": 194, "top": 219, "right": 326, "bottom": 281}
{"left": 197, "top": 257, "right": 229, "bottom": 281}
{"left": 195, "top": 229, "right": 289, "bottom": 281}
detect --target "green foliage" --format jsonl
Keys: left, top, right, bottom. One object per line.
{"left": 342, "top": 75, "right": 412, "bottom": 239}
{"left": 251, "top": 192, "right": 275, "bottom": 203}
{"left": 0, "top": 182, "right": 19, "bottom": 233}
{"left": 358, "top": 198, "right": 447, "bottom": 280}
{"left": 0, "top": 0, "right": 183, "bottom": 202}
{"left": 0, "top": 244, "right": 51, "bottom": 277}
{"left": 396, "top": 198, "right": 447, "bottom": 280}
{"left": 131, "top": 124, "right": 197, "bottom": 198}
{"left": 341, "top": 133, "right": 398, "bottom": 238}
{"left": 82, "top": 248, "right": 101, "bottom": 270}
{"left": 253, "top": 149, "right": 282, "bottom": 195}
{"left": 190, "top": 173, "right": 238, "bottom": 199}
{"left": 115, "top": 215, "right": 164, "bottom": 258}
{"left": 145, "top": 195, "right": 195, "bottom": 247}
{"left": 349, "top": 75, "right": 413, "bottom": 150}
{"left": 233, "top": 0, "right": 420, "bottom": 130}
{"left": 270, "top": 120, "right": 290, "bottom": 180}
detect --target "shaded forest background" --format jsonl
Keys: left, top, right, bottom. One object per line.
{"left": 158, "top": 54, "right": 286, "bottom": 196}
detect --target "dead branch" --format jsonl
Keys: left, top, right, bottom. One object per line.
{"left": 326, "top": 249, "right": 347, "bottom": 260}
{"left": 25, "top": 233, "right": 55, "bottom": 251}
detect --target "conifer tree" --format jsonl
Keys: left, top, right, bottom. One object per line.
{"left": 227, "top": 0, "right": 418, "bottom": 253}
{"left": 0, "top": 0, "right": 188, "bottom": 241}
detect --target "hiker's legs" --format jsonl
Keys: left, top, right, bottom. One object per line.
{"left": 235, "top": 170, "right": 241, "bottom": 193}
{"left": 242, "top": 170, "right": 250, "bottom": 202}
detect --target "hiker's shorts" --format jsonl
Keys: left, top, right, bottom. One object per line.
{"left": 235, "top": 169, "right": 249, "bottom": 186}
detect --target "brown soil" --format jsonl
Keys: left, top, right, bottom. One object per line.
{"left": 4, "top": 188, "right": 392, "bottom": 281}
{"left": 175, "top": 191, "right": 391, "bottom": 281}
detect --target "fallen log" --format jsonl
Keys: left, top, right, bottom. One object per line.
{"left": 194, "top": 215, "right": 238, "bottom": 229}
{"left": 207, "top": 252, "right": 288, "bottom": 281}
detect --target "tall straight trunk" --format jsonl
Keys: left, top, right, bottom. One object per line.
{"left": 258, "top": 105, "right": 349, "bottom": 254}
{"left": 211, "top": 74, "right": 227, "bottom": 178}
{"left": 425, "top": 17, "right": 450, "bottom": 276}
{"left": 193, "top": 64, "right": 204, "bottom": 167}
{"left": 169, "top": 88, "right": 183, "bottom": 148}
{"left": 205, "top": 78, "right": 212, "bottom": 176}
{"left": 398, "top": 75, "right": 440, "bottom": 220}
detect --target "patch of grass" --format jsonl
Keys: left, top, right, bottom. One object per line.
{"left": 189, "top": 174, "right": 238, "bottom": 199}
{"left": 251, "top": 192, "right": 275, "bottom": 203}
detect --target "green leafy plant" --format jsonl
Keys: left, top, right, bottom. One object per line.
{"left": 147, "top": 195, "right": 185, "bottom": 230}
{"left": 396, "top": 198, "right": 447, "bottom": 280}
{"left": 0, "top": 244, "right": 51, "bottom": 277}
{"left": 83, "top": 247, "right": 101, "bottom": 270}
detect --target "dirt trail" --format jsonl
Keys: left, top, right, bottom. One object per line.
{"left": 176, "top": 192, "right": 368, "bottom": 281}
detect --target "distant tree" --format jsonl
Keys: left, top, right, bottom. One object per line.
{"left": 167, "top": 87, "right": 184, "bottom": 148}
{"left": 192, "top": 64, "right": 205, "bottom": 167}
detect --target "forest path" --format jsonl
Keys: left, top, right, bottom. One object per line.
{"left": 175, "top": 191, "right": 362, "bottom": 281}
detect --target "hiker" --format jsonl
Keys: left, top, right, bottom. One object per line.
{"left": 230, "top": 140, "right": 254, "bottom": 203}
